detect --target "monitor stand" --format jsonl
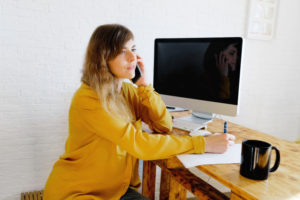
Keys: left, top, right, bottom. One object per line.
{"left": 172, "top": 110, "right": 213, "bottom": 132}
{"left": 192, "top": 111, "right": 213, "bottom": 120}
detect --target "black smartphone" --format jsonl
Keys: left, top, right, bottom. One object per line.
{"left": 131, "top": 64, "right": 142, "bottom": 83}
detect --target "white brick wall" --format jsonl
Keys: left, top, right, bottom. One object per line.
{"left": 0, "top": 0, "right": 299, "bottom": 199}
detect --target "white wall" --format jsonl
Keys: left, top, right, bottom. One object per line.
{"left": 0, "top": 0, "right": 299, "bottom": 199}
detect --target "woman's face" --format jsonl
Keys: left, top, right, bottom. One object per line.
{"left": 108, "top": 39, "right": 137, "bottom": 80}
{"left": 223, "top": 44, "right": 238, "bottom": 71}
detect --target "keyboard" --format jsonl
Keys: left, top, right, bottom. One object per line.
{"left": 173, "top": 116, "right": 212, "bottom": 132}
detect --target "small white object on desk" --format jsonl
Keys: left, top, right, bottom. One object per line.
{"left": 189, "top": 129, "right": 212, "bottom": 137}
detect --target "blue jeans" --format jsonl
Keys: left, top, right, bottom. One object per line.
{"left": 120, "top": 188, "right": 150, "bottom": 200}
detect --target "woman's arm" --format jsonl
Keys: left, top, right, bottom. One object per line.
{"left": 138, "top": 85, "right": 172, "bottom": 132}
{"left": 124, "top": 83, "right": 172, "bottom": 133}
{"left": 70, "top": 103, "right": 205, "bottom": 161}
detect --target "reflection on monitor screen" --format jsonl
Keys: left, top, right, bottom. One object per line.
{"left": 154, "top": 37, "right": 243, "bottom": 117}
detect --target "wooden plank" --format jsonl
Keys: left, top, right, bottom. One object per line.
{"left": 230, "top": 193, "right": 246, "bottom": 200}
{"left": 169, "top": 177, "right": 187, "bottom": 200}
{"left": 160, "top": 168, "right": 170, "bottom": 200}
{"left": 142, "top": 161, "right": 156, "bottom": 200}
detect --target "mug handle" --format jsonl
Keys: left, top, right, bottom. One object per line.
{"left": 269, "top": 146, "right": 280, "bottom": 172}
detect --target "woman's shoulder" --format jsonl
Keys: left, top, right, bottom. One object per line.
{"left": 122, "top": 81, "right": 138, "bottom": 97}
{"left": 122, "top": 81, "right": 136, "bottom": 90}
{"left": 71, "top": 83, "right": 100, "bottom": 110}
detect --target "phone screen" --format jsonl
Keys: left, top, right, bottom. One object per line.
{"left": 132, "top": 64, "right": 142, "bottom": 83}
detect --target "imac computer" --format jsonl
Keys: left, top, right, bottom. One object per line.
{"left": 153, "top": 37, "right": 243, "bottom": 126}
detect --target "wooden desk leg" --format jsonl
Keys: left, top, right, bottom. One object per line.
{"left": 159, "top": 169, "right": 170, "bottom": 200}
{"left": 160, "top": 168, "right": 187, "bottom": 200}
{"left": 142, "top": 161, "right": 156, "bottom": 200}
{"left": 169, "top": 177, "right": 187, "bottom": 200}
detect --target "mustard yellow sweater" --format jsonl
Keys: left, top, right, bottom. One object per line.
{"left": 44, "top": 82, "right": 205, "bottom": 200}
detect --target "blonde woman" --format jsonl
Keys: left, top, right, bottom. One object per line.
{"left": 44, "top": 24, "right": 235, "bottom": 200}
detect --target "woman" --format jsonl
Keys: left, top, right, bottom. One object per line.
{"left": 44, "top": 24, "right": 235, "bottom": 200}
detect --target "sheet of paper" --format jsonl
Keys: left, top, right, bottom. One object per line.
{"left": 177, "top": 144, "right": 241, "bottom": 168}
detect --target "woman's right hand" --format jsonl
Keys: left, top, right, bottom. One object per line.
{"left": 204, "top": 133, "right": 235, "bottom": 153}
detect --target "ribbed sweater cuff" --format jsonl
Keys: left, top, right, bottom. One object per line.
{"left": 191, "top": 136, "right": 206, "bottom": 154}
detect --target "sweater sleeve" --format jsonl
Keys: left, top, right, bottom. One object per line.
{"left": 125, "top": 83, "right": 173, "bottom": 133}
{"left": 70, "top": 103, "right": 206, "bottom": 161}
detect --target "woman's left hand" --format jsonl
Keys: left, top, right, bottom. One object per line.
{"left": 135, "top": 54, "right": 148, "bottom": 86}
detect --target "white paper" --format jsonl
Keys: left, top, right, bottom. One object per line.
{"left": 177, "top": 144, "right": 241, "bottom": 168}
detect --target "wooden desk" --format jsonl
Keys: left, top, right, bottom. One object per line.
{"left": 142, "top": 118, "right": 300, "bottom": 200}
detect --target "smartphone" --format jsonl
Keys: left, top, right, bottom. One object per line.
{"left": 131, "top": 64, "right": 142, "bottom": 83}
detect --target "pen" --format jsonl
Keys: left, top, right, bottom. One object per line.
{"left": 166, "top": 106, "right": 175, "bottom": 109}
{"left": 224, "top": 121, "right": 227, "bottom": 134}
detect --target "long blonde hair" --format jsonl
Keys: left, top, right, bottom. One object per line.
{"left": 81, "top": 24, "right": 134, "bottom": 122}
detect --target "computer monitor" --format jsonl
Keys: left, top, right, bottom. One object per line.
{"left": 154, "top": 37, "right": 243, "bottom": 119}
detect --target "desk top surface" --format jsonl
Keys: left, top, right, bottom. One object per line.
{"left": 168, "top": 114, "right": 300, "bottom": 200}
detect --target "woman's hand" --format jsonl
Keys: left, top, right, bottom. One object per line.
{"left": 215, "top": 52, "right": 229, "bottom": 77}
{"left": 204, "top": 133, "right": 235, "bottom": 153}
{"left": 135, "top": 54, "right": 148, "bottom": 86}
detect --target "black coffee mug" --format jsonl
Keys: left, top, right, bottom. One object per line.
{"left": 240, "top": 140, "right": 280, "bottom": 180}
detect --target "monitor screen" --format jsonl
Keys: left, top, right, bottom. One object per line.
{"left": 154, "top": 37, "right": 243, "bottom": 116}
